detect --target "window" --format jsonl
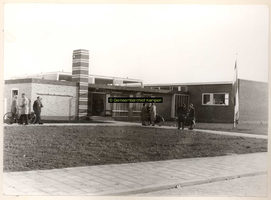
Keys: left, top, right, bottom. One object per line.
{"left": 202, "top": 93, "right": 229, "bottom": 106}
{"left": 178, "top": 86, "right": 188, "bottom": 92}
{"left": 159, "top": 86, "right": 173, "bottom": 90}
{"left": 59, "top": 74, "right": 72, "bottom": 81}
{"left": 112, "top": 94, "right": 129, "bottom": 117}
{"left": 11, "top": 89, "right": 18, "bottom": 99}
{"left": 132, "top": 93, "right": 143, "bottom": 117}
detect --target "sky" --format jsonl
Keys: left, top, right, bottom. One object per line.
{"left": 3, "top": 4, "right": 269, "bottom": 84}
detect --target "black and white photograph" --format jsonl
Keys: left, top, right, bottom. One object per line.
{"left": 1, "top": 1, "right": 269, "bottom": 199}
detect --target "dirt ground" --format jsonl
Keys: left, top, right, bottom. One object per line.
{"left": 3, "top": 126, "right": 267, "bottom": 172}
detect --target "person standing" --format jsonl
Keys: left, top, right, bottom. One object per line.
{"left": 20, "top": 93, "right": 29, "bottom": 125}
{"left": 188, "top": 103, "right": 195, "bottom": 130}
{"left": 146, "top": 104, "right": 151, "bottom": 125}
{"left": 33, "top": 96, "right": 43, "bottom": 124}
{"left": 10, "top": 95, "right": 19, "bottom": 123}
{"left": 140, "top": 103, "right": 147, "bottom": 125}
{"left": 150, "top": 103, "right": 157, "bottom": 126}
{"left": 177, "top": 104, "right": 186, "bottom": 130}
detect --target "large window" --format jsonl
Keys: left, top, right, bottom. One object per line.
{"left": 132, "top": 93, "right": 143, "bottom": 117}
{"left": 202, "top": 93, "right": 229, "bottom": 106}
{"left": 112, "top": 94, "right": 129, "bottom": 117}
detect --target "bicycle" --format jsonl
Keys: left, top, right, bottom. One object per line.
{"left": 154, "top": 114, "right": 165, "bottom": 126}
{"left": 173, "top": 115, "right": 196, "bottom": 130}
{"left": 3, "top": 109, "right": 36, "bottom": 125}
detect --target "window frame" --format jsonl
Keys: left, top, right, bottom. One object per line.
{"left": 178, "top": 86, "right": 188, "bottom": 92}
{"left": 202, "top": 93, "right": 229, "bottom": 106}
{"left": 111, "top": 93, "right": 130, "bottom": 117}
{"left": 11, "top": 88, "right": 19, "bottom": 100}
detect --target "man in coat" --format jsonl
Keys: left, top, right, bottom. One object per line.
{"left": 20, "top": 93, "right": 29, "bottom": 125}
{"left": 188, "top": 103, "right": 195, "bottom": 130}
{"left": 146, "top": 104, "right": 151, "bottom": 125}
{"left": 33, "top": 96, "right": 43, "bottom": 124}
{"left": 10, "top": 95, "right": 19, "bottom": 123}
{"left": 150, "top": 103, "right": 157, "bottom": 126}
{"left": 140, "top": 103, "right": 147, "bottom": 125}
{"left": 177, "top": 104, "right": 186, "bottom": 130}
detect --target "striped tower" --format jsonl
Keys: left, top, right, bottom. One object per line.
{"left": 72, "top": 49, "right": 89, "bottom": 119}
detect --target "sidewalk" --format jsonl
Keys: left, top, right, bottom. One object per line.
{"left": 134, "top": 174, "right": 268, "bottom": 196}
{"left": 3, "top": 152, "right": 267, "bottom": 196}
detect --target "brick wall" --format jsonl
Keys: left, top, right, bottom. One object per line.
{"left": 4, "top": 83, "right": 33, "bottom": 114}
{"left": 4, "top": 79, "right": 78, "bottom": 120}
{"left": 31, "top": 83, "right": 78, "bottom": 120}
{"left": 188, "top": 84, "right": 234, "bottom": 123}
{"left": 72, "top": 49, "right": 89, "bottom": 119}
{"left": 239, "top": 79, "right": 268, "bottom": 123}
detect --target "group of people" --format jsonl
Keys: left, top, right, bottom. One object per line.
{"left": 140, "top": 102, "right": 195, "bottom": 129}
{"left": 140, "top": 103, "right": 157, "bottom": 126}
{"left": 11, "top": 94, "right": 44, "bottom": 125}
{"left": 177, "top": 103, "right": 195, "bottom": 130}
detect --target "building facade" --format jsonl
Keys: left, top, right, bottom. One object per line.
{"left": 3, "top": 49, "right": 268, "bottom": 124}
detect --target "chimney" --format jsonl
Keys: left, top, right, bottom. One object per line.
{"left": 72, "top": 49, "right": 90, "bottom": 119}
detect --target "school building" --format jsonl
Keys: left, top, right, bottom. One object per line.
{"left": 3, "top": 49, "right": 268, "bottom": 124}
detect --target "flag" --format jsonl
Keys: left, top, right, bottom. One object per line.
{"left": 233, "top": 60, "right": 239, "bottom": 128}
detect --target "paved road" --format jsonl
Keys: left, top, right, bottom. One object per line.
{"left": 134, "top": 174, "right": 268, "bottom": 197}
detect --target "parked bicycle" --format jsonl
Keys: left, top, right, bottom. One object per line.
{"left": 154, "top": 114, "right": 165, "bottom": 126}
{"left": 173, "top": 114, "right": 196, "bottom": 129}
{"left": 3, "top": 109, "right": 36, "bottom": 125}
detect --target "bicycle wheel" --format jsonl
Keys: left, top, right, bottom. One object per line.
{"left": 157, "top": 119, "right": 164, "bottom": 126}
{"left": 3, "top": 112, "right": 15, "bottom": 124}
{"left": 173, "top": 118, "right": 178, "bottom": 127}
{"left": 29, "top": 114, "right": 36, "bottom": 124}
{"left": 154, "top": 115, "right": 164, "bottom": 126}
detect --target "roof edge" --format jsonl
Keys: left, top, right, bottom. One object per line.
{"left": 144, "top": 81, "right": 233, "bottom": 86}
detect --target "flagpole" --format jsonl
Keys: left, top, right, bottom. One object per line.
{"left": 233, "top": 53, "right": 238, "bottom": 129}
{"left": 233, "top": 59, "right": 236, "bottom": 129}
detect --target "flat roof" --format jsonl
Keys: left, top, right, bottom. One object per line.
{"left": 145, "top": 81, "right": 233, "bottom": 86}
{"left": 5, "top": 78, "right": 172, "bottom": 94}
{"left": 10, "top": 71, "right": 142, "bottom": 84}
{"left": 145, "top": 78, "right": 268, "bottom": 86}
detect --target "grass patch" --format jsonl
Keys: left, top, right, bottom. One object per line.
{"left": 163, "top": 121, "right": 268, "bottom": 135}
{"left": 4, "top": 126, "right": 267, "bottom": 172}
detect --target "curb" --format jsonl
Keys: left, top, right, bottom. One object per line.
{"left": 94, "top": 171, "right": 267, "bottom": 196}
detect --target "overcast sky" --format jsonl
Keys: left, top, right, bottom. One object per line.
{"left": 4, "top": 4, "right": 269, "bottom": 84}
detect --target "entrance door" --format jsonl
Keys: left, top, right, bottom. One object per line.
{"left": 172, "top": 94, "right": 190, "bottom": 118}
{"left": 91, "top": 93, "right": 106, "bottom": 116}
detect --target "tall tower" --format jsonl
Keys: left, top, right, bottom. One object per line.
{"left": 72, "top": 49, "right": 89, "bottom": 119}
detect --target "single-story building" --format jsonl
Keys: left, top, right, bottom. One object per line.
{"left": 3, "top": 49, "right": 268, "bottom": 124}
{"left": 145, "top": 79, "right": 268, "bottom": 123}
